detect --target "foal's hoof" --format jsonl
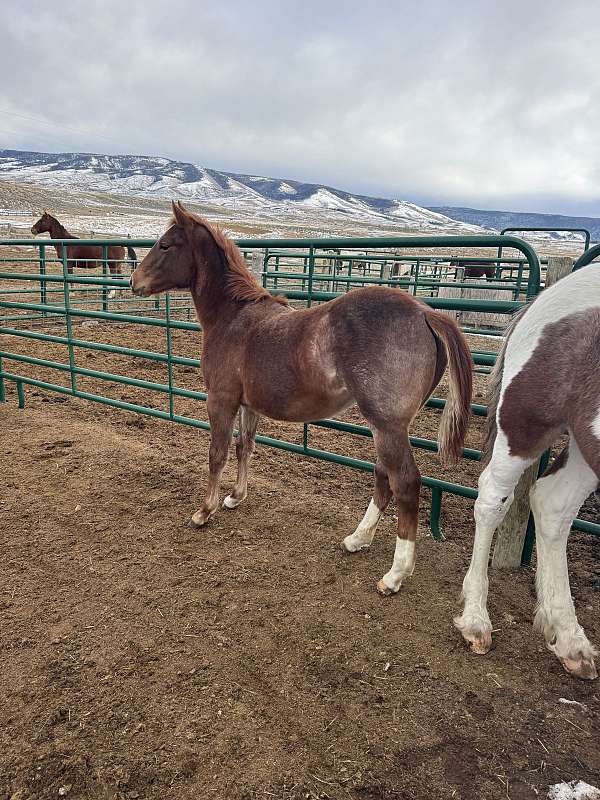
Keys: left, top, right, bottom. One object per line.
{"left": 223, "top": 494, "right": 244, "bottom": 510}
{"left": 559, "top": 656, "right": 598, "bottom": 681}
{"left": 376, "top": 579, "right": 398, "bottom": 596}
{"left": 190, "top": 509, "right": 214, "bottom": 528}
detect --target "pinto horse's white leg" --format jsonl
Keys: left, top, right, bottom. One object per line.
{"left": 455, "top": 431, "right": 534, "bottom": 654}
{"left": 531, "top": 440, "right": 598, "bottom": 680}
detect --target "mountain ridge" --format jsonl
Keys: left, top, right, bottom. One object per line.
{"left": 1, "top": 149, "right": 597, "bottom": 243}
{"left": 428, "top": 205, "right": 600, "bottom": 242}
{"left": 0, "top": 149, "right": 482, "bottom": 234}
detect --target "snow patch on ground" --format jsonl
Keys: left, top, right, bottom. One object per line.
{"left": 548, "top": 781, "right": 600, "bottom": 800}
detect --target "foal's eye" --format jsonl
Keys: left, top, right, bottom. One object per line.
{"left": 159, "top": 242, "right": 170, "bottom": 251}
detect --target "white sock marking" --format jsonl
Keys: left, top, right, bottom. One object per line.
{"left": 223, "top": 494, "right": 243, "bottom": 509}
{"left": 343, "top": 499, "right": 382, "bottom": 552}
{"left": 381, "top": 538, "right": 415, "bottom": 593}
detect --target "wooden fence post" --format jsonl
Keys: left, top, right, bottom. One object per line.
{"left": 491, "top": 255, "right": 574, "bottom": 568}
{"left": 250, "top": 250, "right": 264, "bottom": 281}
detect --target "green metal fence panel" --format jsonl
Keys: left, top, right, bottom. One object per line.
{"left": 499, "top": 226, "right": 591, "bottom": 258}
{"left": 1, "top": 233, "right": 596, "bottom": 553}
{"left": 572, "top": 244, "right": 600, "bottom": 270}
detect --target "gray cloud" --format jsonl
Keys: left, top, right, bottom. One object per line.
{"left": 1, "top": 0, "right": 599, "bottom": 214}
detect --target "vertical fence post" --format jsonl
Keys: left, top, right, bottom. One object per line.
{"left": 413, "top": 260, "right": 420, "bottom": 295}
{"left": 429, "top": 487, "right": 444, "bottom": 541}
{"left": 492, "top": 255, "right": 574, "bottom": 569}
{"left": 39, "top": 243, "right": 47, "bottom": 314}
{"left": 0, "top": 353, "right": 5, "bottom": 403}
{"left": 307, "top": 246, "right": 315, "bottom": 307}
{"left": 165, "top": 293, "right": 174, "bottom": 420}
{"left": 102, "top": 245, "right": 108, "bottom": 313}
{"left": 61, "top": 248, "right": 78, "bottom": 395}
{"left": 250, "top": 250, "right": 264, "bottom": 284}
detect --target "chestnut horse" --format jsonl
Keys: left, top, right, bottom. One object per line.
{"left": 31, "top": 212, "right": 137, "bottom": 286}
{"left": 450, "top": 260, "right": 495, "bottom": 279}
{"left": 455, "top": 265, "right": 600, "bottom": 679}
{"left": 131, "top": 202, "right": 473, "bottom": 594}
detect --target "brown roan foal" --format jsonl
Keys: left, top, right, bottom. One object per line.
{"left": 131, "top": 202, "right": 473, "bottom": 594}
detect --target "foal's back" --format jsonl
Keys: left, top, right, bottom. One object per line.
{"left": 236, "top": 286, "right": 443, "bottom": 423}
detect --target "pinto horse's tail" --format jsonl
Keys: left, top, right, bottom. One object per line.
{"left": 127, "top": 246, "right": 138, "bottom": 268}
{"left": 425, "top": 310, "right": 473, "bottom": 466}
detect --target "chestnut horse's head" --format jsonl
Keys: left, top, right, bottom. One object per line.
{"left": 31, "top": 211, "right": 55, "bottom": 236}
{"left": 130, "top": 201, "right": 199, "bottom": 297}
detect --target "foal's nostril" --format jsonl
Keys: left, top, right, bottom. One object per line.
{"left": 129, "top": 276, "right": 133, "bottom": 289}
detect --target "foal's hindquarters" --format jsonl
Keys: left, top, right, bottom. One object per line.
{"left": 455, "top": 269, "right": 600, "bottom": 679}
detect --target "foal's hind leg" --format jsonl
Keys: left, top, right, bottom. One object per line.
{"left": 190, "top": 394, "right": 238, "bottom": 528}
{"left": 342, "top": 461, "right": 391, "bottom": 553}
{"left": 369, "top": 430, "right": 421, "bottom": 596}
{"left": 455, "top": 430, "right": 536, "bottom": 654}
{"left": 531, "top": 439, "right": 598, "bottom": 680}
{"left": 223, "top": 406, "right": 259, "bottom": 510}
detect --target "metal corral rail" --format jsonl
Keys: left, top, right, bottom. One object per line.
{"left": 499, "top": 226, "right": 592, "bottom": 256}
{"left": 261, "top": 251, "right": 540, "bottom": 302}
{"left": 1, "top": 234, "right": 597, "bottom": 557}
{"left": 573, "top": 244, "right": 600, "bottom": 270}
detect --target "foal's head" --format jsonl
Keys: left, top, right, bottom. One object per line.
{"left": 130, "top": 203, "right": 197, "bottom": 297}
{"left": 31, "top": 211, "right": 57, "bottom": 236}
{"left": 131, "top": 201, "right": 269, "bottom": 304}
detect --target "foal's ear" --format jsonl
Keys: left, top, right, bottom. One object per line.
{"left": 171, "top": 200, "right": 193, "bottom": 231}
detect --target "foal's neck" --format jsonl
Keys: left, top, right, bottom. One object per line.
{"left": 190, "top": 273, "right": 238, "bottom": 331}
{"left": 188, "top": 229, "right": 273, "bottom": 332}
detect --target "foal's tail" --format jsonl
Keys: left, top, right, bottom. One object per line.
{"left": 425, "top": 311, "right": 473, "bottom": 466}
{"left": 127, "top": 246, "right": 138, "bottom": 268}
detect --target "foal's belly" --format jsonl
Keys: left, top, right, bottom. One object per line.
{"left": 249, "top": 392, "right": 354, "bottom": 423}
{"left": 243, "top": 367, "right": 354, "bottom": 423}
{"left": 241, "top": 310, "right": 354, "bottom": 422}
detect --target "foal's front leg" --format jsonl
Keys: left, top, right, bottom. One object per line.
{"left": 224, "top": 405, "right": 259, "bottom": 509}
{"left": 190, "top": 395, "right": 238, "bottom": 527}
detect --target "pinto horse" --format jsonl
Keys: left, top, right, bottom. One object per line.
{"left": 31, "top": 212, "right": 137, "bottom": 295}
{"left": 131, "top": 202, "right": 473, "bottom": 594}
{"left": 455, "top": 265, "right": 600, "bottom": 679}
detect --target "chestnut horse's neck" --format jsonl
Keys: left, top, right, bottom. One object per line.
{"left": 47, "top": 217, "right": 76, "bottom": 240}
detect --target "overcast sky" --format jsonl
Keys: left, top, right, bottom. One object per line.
{"left": 1, "top": 0, "right": 599, "bottom": 215}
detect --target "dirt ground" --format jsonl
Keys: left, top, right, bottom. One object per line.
{"left": 0, "top": 322, "right": 599, "bottom": 800}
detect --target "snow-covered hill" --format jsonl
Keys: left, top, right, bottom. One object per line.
{"left": 0, "top": 149, "right": 484, "bottom": 235}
